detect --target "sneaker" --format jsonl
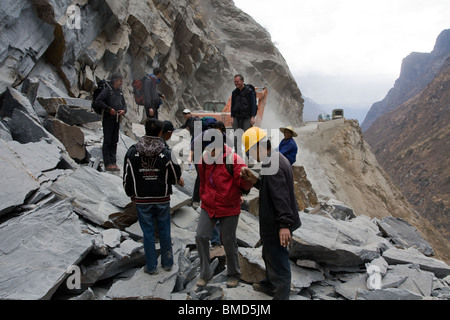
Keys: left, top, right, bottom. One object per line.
{"left": 192, "top": 201, "right": 200, "bottom": 210}
{"left": 112, "top": 164, "right": 120, "bottom": 172}
{"left": 252, "top": 283, "right": 275, "bottom": 297}
{"left": 144, "top": 266, "right": 158, "bottom": 275}
{"left": 196, "top": 278, "right": 208, "bottom": 287}
{"left": 227, "top": 276, "right": 239, "bottom": 288}
{"left": 105, "top": 164, "right": 115, "bottom": 171}
{"left": 163, "top": 266, "right": 172, "bottom": 272}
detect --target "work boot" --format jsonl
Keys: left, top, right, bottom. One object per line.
{"left": 227, "top": 276, "right": 239, "bottom": 288}
{"left": 196, "top": 278, "right": 208, "bottom": 287}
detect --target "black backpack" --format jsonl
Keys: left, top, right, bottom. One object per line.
{"left": 91, "top": 79, "right": 111, "bottom": 115}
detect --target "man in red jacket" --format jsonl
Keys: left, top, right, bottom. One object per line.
{"left": 195, "top": 132, "right": 253, "bottom": 288}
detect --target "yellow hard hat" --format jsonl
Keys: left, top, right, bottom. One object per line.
{"left": 242, "top": 127, "right": 267, "bottom": 152}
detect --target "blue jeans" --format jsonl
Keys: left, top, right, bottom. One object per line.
{"left": 260, "top": 236, "right": 291, "bottom": 300}
{"left": 211, "top": 221, "right": 221, "bottom": 246}
{"left": 136, "top": 203, "right": 173, "bottom": 273}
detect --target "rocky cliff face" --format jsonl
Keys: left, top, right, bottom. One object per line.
{"left": 0, "top": 0, "right": 303, "bottom": 128}
{"left": 361, "top": 29, "right": 450, "bottom": 132}
{"left": 295, "top": 119, "right": 450, "bottom": 264}
{"left": 365, "top": 56, "right": 450, "bottom": 244}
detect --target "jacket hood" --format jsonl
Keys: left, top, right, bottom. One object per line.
{"left": 136, "top": 136, "right": 165, "bottom": 157}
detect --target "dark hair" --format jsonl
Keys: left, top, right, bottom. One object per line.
{"left": 234, "top": 74, "right": 244, "bottom": 81}
{"left": 110, "top": 73, "right": 123, "bottom": 83}
{"left": 162, "top": 120, "right": 174, "bottom": 133}
{"left": 153, "top": 67, "right": 162, "bottom": 76}
{"left": 216, "top": 121, "right": 226, "bottom": 133}
{"left": 145, "top": 118, "right": 164, "bottom": 137}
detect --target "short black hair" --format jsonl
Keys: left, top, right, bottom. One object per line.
{"left": 145, "top": 118, "right": 164, "bottom": 137}
{"left": 162, "top": 120, "right": 174, "bottom": 133}
{"left": 234, "top": 74, "right": 244, "bottom": 81}
{"left": 110, "top": 73, "right": 123, "bottom": 83}
{"left": 153, "top": 67, "right": 162, "bottom": 76}
{"left": 216, "top": 121, "right": 226, "bottom": 133}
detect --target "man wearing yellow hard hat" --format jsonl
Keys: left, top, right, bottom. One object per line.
{"left": 240, "top": 127, "right": 301, "bottom": 300}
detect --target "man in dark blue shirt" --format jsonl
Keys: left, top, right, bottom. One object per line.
{"left": 277, "top": 126, "right": 298, "bottom": 165}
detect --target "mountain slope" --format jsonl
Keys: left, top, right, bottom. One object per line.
{"left": 361, "top": 29, "right": 450, "bottom": 131}
{"left": 365, "top": 57, "right": 450, "bottom": 243}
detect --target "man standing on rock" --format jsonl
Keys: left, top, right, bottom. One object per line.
{"left": 231, "top": 74, "right": 257, "bottom": 157}
{"left": 94, "top": 73, "right": 127, "bottom": 172}
{"left": 240, "top": 127, "right": 301, "bottom": 300}
{"left": 123, "top": 118, "right": 184, "bottom": 275}
{"left": 143, "top": 67, "right": 164, "bottom": 119}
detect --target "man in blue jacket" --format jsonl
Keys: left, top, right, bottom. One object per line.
{"left": 277, "top": 126, "right": 298, "bottom": 165}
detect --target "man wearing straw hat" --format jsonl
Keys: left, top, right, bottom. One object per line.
{"left": 277, "top": 126, "right": 298, "bottom": 165}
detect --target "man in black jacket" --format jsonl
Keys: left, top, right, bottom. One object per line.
{"left": 94, "top": 73, "right": 127, "bottom": 172}
{"left": 123, "top": 118, "right": 184, "bottom": 275}
{"left": 143, "top": 67, "right": 164, "bottom": 119}
{"left": 240, "top": 127, "right": 301, "bottom": 300}
{"left": 231, "top": 74, "right": 257, "bottom": 156}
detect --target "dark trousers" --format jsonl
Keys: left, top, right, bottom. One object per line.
{"left": 102, "top": 116, "right": 120, "bottom": 166}
{"left": 260, "top": 236, "right": 291, "bottom": 300}
{"left": 193, "top": 164, "right": 200, "bottom": 202}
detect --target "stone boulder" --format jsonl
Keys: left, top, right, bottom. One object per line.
{"left": 291, "top": 212, "right": 392, "bottom": 269}
{"left": 50, "top": 166, "right": 131, "bottom": 227}
{"left": 0, "top": 139, "right": 40, "bottom": 216}
{"left": 0, "top": 200, "right": 94, "bottom": 300}
{"left": 377, "top": 217, "right": 434, "bottom": 256}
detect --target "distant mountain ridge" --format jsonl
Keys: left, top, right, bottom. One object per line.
{"left": 365, "top": 56, "right": 450, "bottom": 242}
{"left": 361, "top": 29, "right": 450, "bottom": 132}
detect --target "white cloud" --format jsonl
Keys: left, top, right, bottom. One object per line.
{"left": 234, "top": 0, "right": 450, "bottom": 108}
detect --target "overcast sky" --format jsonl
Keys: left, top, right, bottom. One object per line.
{"left": 234, "top": 0, "right": 450, "bottom": 111}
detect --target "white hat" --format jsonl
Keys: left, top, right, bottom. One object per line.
{"left": 280, "top": 126, "right": 298, "bottom": 137}
{"left": 182, "top": 109, "right": 191, "bottom": 114}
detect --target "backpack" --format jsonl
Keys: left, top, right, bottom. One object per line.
{"left": 92, "top": 79, "right": 111, "bottom": 114}
{"left": 132, "top": 77, "right": 146, "bottom": 106}
{"left": 132, "top": 76, "right": 159, "bottom": 106}
{"left": 201, "top": 116, "right": 218, "bottom": 131}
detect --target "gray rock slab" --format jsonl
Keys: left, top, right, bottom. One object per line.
{"left": 291, "top": 212, "right": 392, "bottom": 268}
{"left": 383, "top": 247, "right": 450, "bottom": 278}
{"left": 387, "top": 264, "right": 434, "bottom": 297}
{"left": 0, "top": 139, "right": 40, "bottom": 216}
{"left": 237, "top": 210, "right": 261, "bottom": 248}
{"left": 356, "top": 288, "right": 423, "bottom": 300}
{"left": 101, "top": 229, "right": 122, "bottom": 248}
{"left": 56, "top": 104, "right": 100, "bottom": 126}
{"left": 291, "top": 262, "right": 325, "bottom": 290}
{"left": 0, "top": 200, "right": 94, "bottom": 299}
{"left": 172, "top": 206, "right": 199, "bottom": 231}
{"left": 335, "top": 273, "right": 368, "bottom": 300}
{"left": 50, "top": 166, "right": 130, "bottom": 227}
{"left": 105, "top": 244, "right": 183, "bottom": 300}
{"left": 7, "top": 140, "right": 62, "bottom": 178}
{"left": 377, "top": 217, "right": 434, "bottom": 256}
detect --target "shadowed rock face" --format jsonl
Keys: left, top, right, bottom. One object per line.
{"left": 0, "top": 0, "right": 303, "bottom": 128}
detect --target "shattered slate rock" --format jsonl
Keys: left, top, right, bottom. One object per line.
{"left": 7, "top": 139, "right": 62, "bottom": 178}
{"left": 50, "top": 166, "right": 131, "bottom": 227}
{"left": 0, "top": 139, "right": 40, "bottom": 216}
{"left": 356, "top": 288, "right": 424, "bottom": 300}
{"left": 377, "top": 217, "right": 434, "bottom": 256}
{"left": 291, "top": 212, "right": 392, "bottom": 269}
{"left": 56, "top": 104, "right": 100, "bottom": 126}
{"left": 383, "top": 247, "right": 450, "bottom": 278}
{"left": 0, "top": 200, "right": 94, "bottom": 300}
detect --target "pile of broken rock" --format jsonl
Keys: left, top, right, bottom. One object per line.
{"left": 0, "top": 79, "right": 450, "bottom": 300}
